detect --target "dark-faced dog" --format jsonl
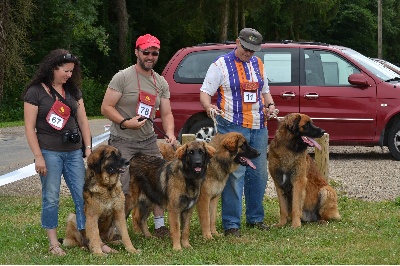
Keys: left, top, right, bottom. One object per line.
{"left": 62, "top": 145, "right": 139, "bottom": 255}
{"left": 125, "top": 140, "right": 215, "bottom": 250}
{"left": 268, "top": 113, "right": 341, "bottom": 228}
{"left": 196, "top": 132, "right": 260, "bottom": 239}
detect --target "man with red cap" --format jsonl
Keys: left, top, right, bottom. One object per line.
{"left": 101, "top": 33, "right": 176, "bottom": 238}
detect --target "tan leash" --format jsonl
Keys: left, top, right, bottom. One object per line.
{"left": 209, "top": 108, "right": 224, "bottom": 134}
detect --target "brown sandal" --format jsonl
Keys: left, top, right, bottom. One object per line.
{"left": 49, "top": 245, "right": 66, "bottom": 256}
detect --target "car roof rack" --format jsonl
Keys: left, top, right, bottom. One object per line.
{"left": 195, "top": 40, "right": 330, "bottom": 47}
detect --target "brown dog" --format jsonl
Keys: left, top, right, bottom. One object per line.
{"left": 196, "top": 132, "right": 260, "bottom": 239}
{"left": 125, "top": 140, "right": 215, "bottom": 250}
{"left": 157, "top": 141, "right": 181, "bottom": 161}
{"left": 62, "top": 145, "right": 139, "bottom": 255}
{"left": 268, "top": 113, "right": 341, "bottom": 228}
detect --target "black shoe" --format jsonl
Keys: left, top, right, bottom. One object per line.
{"left": 153, "top": 226, "right": 170, "bottom": 238}
{"left": 224, "top": 228, "right": 241, "bottom": 237}
{"left": 247, "top": 222, "right": 270, "bottom": 230}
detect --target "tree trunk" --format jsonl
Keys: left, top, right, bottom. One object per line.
{"left": 219, "top": 0, "right": 229, "bottom": 42}
{"left": 115, "top": 0, "right": 130, "bottom": 67}
{"left": 239, "top": 0, "right": 245, "bottom": 30}
{"left": 233, "top": 0, "right": 238, "bottom": 37}
{"left": 0, "top": 0, "right": 9, "bottom": 101}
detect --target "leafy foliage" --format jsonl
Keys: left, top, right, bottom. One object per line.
{"left": 2, "top": 0, "right": 400, "bottom": 121}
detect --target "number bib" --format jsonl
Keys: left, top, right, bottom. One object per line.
{"left": 136, "top": 90, "right": 156, "bottom": 118}
{"left": 241, "top": 82, "right": 260, "bottom": 103}
{"left": 46, "top": 100, "right": 71, "bottom": 130}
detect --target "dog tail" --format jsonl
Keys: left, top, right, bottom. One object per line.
{"left": 319, "top": 186, "right": 341, "bottom": 221}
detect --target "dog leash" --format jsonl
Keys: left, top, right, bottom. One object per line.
{"left": 209, "top": 108, "right": 224, "bottom": 134}
{"left": 140, "top": 117, "right": 170, "bottom": 139}
{"left": 267, "top": 108, "right": 280, "bottom": 121}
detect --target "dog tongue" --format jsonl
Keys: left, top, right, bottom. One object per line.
{"left": 242, "top": 157, "right": 256, "bottom": 169}
{"left": 302, "top": 136, "right": 321, "bottom": 150}
{"left": 195, "top": 167, "right": 202, "bottom": 173}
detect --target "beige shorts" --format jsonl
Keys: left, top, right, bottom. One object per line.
{"left": 108, "top": 134, "right": 161, "bottom": 194}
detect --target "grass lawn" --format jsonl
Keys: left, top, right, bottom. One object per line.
{"left": 0, "top": 195, "right": 399, "bottom": 265}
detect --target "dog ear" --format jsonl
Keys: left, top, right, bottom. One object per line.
{"left": 284, "top": 113, "right": 301, "bottom": 134}
{"left": 175, "top": 143, "right": 188, "bottom": 160}
{"left": 204, "top": 143, "right": 216, "bottom": 158}
{"left": 88, "top": 147, "right": 106, "bottom": 174}
{"left": 222, "top": 134, "right": 239, "bottom": 152}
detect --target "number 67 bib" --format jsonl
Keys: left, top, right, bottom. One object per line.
{"left": 46, "top": 100, "right": 71, "bottom": 130}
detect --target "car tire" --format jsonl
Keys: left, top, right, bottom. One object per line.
{"left": 387, "top": 121, "right": 400, "bottom": 160}
{"left": 188, "top": 119, "right": 215, "bottom": 142}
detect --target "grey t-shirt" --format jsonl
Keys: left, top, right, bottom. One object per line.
{"left": 108, "top": 65, "right": 170, "bottom": 141}
{"left": 24, "top": 84, "right": 83, "bottom": 151}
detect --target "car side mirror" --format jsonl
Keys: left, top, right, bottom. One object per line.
{"left": 348, "top": 73, "right": 371, "bottom": 87}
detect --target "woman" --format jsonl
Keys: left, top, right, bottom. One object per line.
{"left": 22, "top": 49, "right": 92, "bottom": 256}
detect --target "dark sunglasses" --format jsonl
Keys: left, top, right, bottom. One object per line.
{"left": 63, "top": 54, "right": 76, "bottom": 59}
{"left": 138, "top": 49, "right": 159, "bottom": 56}
{"left": 240, "top": 43, "right": 255, "bottom": 53}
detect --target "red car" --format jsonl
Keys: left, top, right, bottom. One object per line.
{"left": 154, "top": 41, "right": 400, "bottom": 160}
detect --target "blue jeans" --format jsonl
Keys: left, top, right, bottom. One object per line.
{"left": 40, "top": 149, "right": 86, "bottom": 230}
{"left": 216, "top": 116, "right": 268, "bottom": 230}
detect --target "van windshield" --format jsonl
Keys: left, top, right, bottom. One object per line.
{"left": 340, "top": 47, "right": 398, "bottom": 81}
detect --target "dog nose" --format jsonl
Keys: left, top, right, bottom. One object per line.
{"left": 124, "top": 159, "right": 129, "bottom": 165}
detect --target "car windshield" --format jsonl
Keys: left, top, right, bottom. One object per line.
{"left": 340, "top": 47, "right": 399, "bottom": 81}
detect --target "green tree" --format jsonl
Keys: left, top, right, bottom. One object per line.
{"left": 0, "top": 0, "right": 33, "bottom": 102}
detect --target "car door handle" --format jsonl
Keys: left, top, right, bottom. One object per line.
{"left": 280, "top": 91, "right": 296, "bottom": 98}
{"left": 303, "top": 92, "right": 319, "bottom": 100}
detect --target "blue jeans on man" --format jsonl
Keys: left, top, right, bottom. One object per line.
{"left": 216, "top": 116, "right": 268, "bottom": 233}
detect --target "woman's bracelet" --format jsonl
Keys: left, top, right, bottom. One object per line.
{"left": 85, "top": 146, "right": 92, "bottom": 149}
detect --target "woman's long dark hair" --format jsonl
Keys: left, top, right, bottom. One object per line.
{"left": 22, "top": 49, "right": 82, "bottom": 100}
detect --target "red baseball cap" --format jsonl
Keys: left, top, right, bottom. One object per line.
{"left": 136, "top": 34, "right": 160, "bottom": 50}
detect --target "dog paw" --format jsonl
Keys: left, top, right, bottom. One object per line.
{"left": 172, "top": 245, "right": 182, "bottom": 251}
{"left": 202, "top": 233, "right": 214, "bottom": 240}
{"left": 273, "top": 223, "right": 285, "bottom": 227}
{"left": 182, "top": 241, "right": 192, "bottom": 249}
{"left": 127, "top": 247, "right": 141, "bottom": 254}
{"left": 211, "top": 230, "right": 221, "bottom": 237}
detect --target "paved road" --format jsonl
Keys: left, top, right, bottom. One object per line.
{"left": 0, "top": 119, "right": 111, "bottom": 176}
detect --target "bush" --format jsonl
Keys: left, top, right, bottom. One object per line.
{"left": 81, "top": 77, "right": 106, "bottom": 117}
{"left": 0, "top": 77, "right": 105, "bottom": 122}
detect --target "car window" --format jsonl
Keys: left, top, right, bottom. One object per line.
{"left": 341, "top": 48, "right": 397, "bottom": 81}
{"left": 174, "top": 50, "right": 228, "bottom": 84}
{"left": 304, "top": 49, "right": 360, "bottom": 86}
{"left": 263, "top": 52, "right": 292, "bottom": 83}
{"left": 258, "top": 48, "right": 299, "bottom": 85}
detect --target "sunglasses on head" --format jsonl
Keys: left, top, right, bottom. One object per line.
{"left": 138, "top": 49, "right": 159, "bottom": 56}
{"left": 240, "top": 43, "right": 255, "bottom": 53}
{"left": 63, "top": 54, "right": 75, "bottom": 59}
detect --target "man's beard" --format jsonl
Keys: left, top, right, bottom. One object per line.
{"left": 138, "top": 58, "right": 156, "bottom": 71}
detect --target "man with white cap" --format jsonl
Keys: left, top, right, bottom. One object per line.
{"left": 101, "top": 33, "right": 176, "bottom": 238}
{"left": 200, "top": 28, "right": 276, "bottom": 237}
